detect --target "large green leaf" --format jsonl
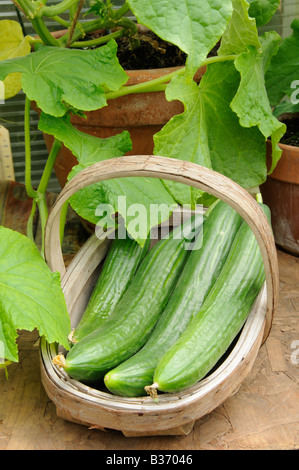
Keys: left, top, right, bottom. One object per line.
{"left": 0, "top": 227, "right": 70, "bottom": 363}
{"left": 265, "top": 19, "right": 299, "bottom": 107}
{"left": 39, "top": 112, "right": 133, "bottom": 165}
{"left": 231, "top": 32, "right": 286, "bottom": 172}
{"left": 272, "top": 98, "right": 299, "bottom": 118}
{"left": 127, "top": 0, "right": 233, "bottom": 74}
{"left": 247, "top": 0, "right": 280, "bottom": 27}
{"left": 0, "top": 39, "right": 128, "bottom": 116}
{"left": 218, "top": 0, "right": 261, "bottom": 55}
{"left": 0, "top": 20, "right": 31, "bottom": 99}
{"left": 154, "top": 63, "right": 267, "bottom": 205}
{"left": 38, "top": 113, "right": 177, "bottom": 246}
{"left": 218, "top": 2, "right": 285, "bottom": 173}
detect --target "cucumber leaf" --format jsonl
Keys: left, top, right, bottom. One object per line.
{"left": 218, "top": 0, "right": 261, "bottom": 55}
{"left": 247, "top": 0, "right": 280, "bottom": 27}
{"left": 0, "top": 20, "right": 31, "bottom": 99}
{"left": 230, "top": 31, "right": 286, "bottom": 172}
{"left": 38, "top": 113, "right": 177, "bottom": 246}
{"left": 154, "top": 63, "right": 267, "bottom": 206}
{"left": 265, "top": 19, "right": 299, "bottom": 107}
{"left": 272, "top": 98, "right": 299, "bottom": 118}
{"left": 38, "top": 112, "right": 133, "bottom": 166}
{"left": 0, "top": 39, "right": 128, "bottom": 116}
{"left": 127, "top": 0, "right": 233, "bottom": 75}
{"left": 0, "top": 227, "right": 70, "bottom": 363}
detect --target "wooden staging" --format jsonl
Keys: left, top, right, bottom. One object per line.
{"left": 0, "top": 179, "right": 298, "bottom": 450}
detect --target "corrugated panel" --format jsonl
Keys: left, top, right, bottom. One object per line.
{"left": 1, "top": 92, "right": 59, "bottom": 191}
{"left": 281, "top": 0, "right": 299, "bottom": 36}
{"left": 260, "top": 0, "right": 299, "bottom": 37}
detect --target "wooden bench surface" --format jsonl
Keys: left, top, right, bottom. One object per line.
{"left": 0, "top": 180, "right": 298, "bottom": 450}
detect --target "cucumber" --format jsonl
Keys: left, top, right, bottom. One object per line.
{"left": 146, "top": 204, "right": 270, "bottom": 397}
{"left": 72, "top": 231, "right": 150, "bottom": 343}
{"left": 53, "top": 213, "right": 204, "bottom": 383}
{"left": 104, "top": 200, "right": 243, "bottom": 397}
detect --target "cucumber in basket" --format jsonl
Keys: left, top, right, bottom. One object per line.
{"left": 145, "top": 203, "right": 270, "bottom": 397}
{"left": 71, "top": 231, "right": 150, "bottom": 343}
{"left": 104, "top": 200, "right": 243, "bottom": 397}
{"left": 53, "top": 213, "right": 204, "bottom": 383}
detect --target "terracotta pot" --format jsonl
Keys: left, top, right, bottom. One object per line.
{"left": 39, "top": 27, "right": 206, "bottom": 187}
{"left": 41, "top": 65, "right": 206, "bottom": 188}
{"left": 260, "top": 140, "right": 299, "bottom": 256}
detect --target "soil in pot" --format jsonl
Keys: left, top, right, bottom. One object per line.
{"left": 112, "top": 29, "right": 187, "bottom": 69}
{"left": 279, "top": 118, "right": 299, "bottom": 147}
{"left": 261, "top": 118, "right": 299, "bottom": 256}
{"left": 83, "top": 28, "right": 219, "bottom": 69}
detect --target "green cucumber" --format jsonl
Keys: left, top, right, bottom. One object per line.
{"left": 104, "top": 200, "right": 243, "bottom": 397}
{"left": 72, "top": 231, "right": 150, "bottom": 343}
{"left": 54, "top": 213, "right": 204, "bottom": 383}
{"left": 146, "top": 203, "right": 270, "bottom": 396}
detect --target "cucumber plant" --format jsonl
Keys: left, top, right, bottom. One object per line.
{"left": 0, "top": 0, "right": 295, "bottom": 371}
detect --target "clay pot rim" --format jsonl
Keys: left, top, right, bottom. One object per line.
{"left": 278, "top": 141, "right": 299, "bottom": 150}
{"left": 266, "top": 139, "right": 299, "bottom": 185}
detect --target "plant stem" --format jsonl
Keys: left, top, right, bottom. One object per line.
{"left": 37, "top": 138, "right": 62, "bottom": 256}
{"left": 14, "top": 0, "right": 62, "bottom": 45}
{"left": 52, "top": 15, "right": 71, "bottom": 28}
{"left": 38, "top": 139, "right": 62, "bottom": 195}
{"left": 27, "top": 36, "right": 43, "bottom": 47}
{"left": 80, "top": 18, "right": 108, "bottom": 35}
{"left": 105, "top": 67, "right": 186, "bottom": 100}
{"left": 24, "top": 97, "right": 37, "bottom": 199}
{"left": 113, "top": 3, "right": 131, "bottom": 20}
{"left": 66, "top": 0, "right": 84, "bottom": 47}
{"left": 16, "top": 0, "right": 38, "bottom": 18}
{"left": 58, "top": 18, "right": 110, "bottom": 45}
{"left": 115, "top": 17, "right": 139, "bottom": 48}
{"left": 36, "top": 194, "right": 49, "bottom": 257}
{"left": 30, "top": 17, "right": 62, "bottom": 46}
{"left": 203, "top": 54, "right": 237, "bottom": 66}
{"left": 70, "top": 28, "right": 125, "bottom": 48}
{"left": 105, "top": 54, "right": 238, "bottom": 100}
{"left": 69, "top": 1, "right": 78, "bottom": 21}
{"left": 11, "top": 0, "right": 26, "bottom": 16}
{"left": 61, "top": 6, "right": 137, "bottom": 47}
{"left": 256, "top": 192, "right": 263, "bottom": 203}
{"left": 38, "top": 0, "right": 79, "bottom": 18}
{"left": 27, "top": 199, "right": 37, "bottom": 241}
{"left": 25, "top": 104, "right": 62, "bottom": 252}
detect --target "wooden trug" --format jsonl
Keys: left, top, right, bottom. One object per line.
{"left": 40, "top": 155, "right": 279, "bottom": 437}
